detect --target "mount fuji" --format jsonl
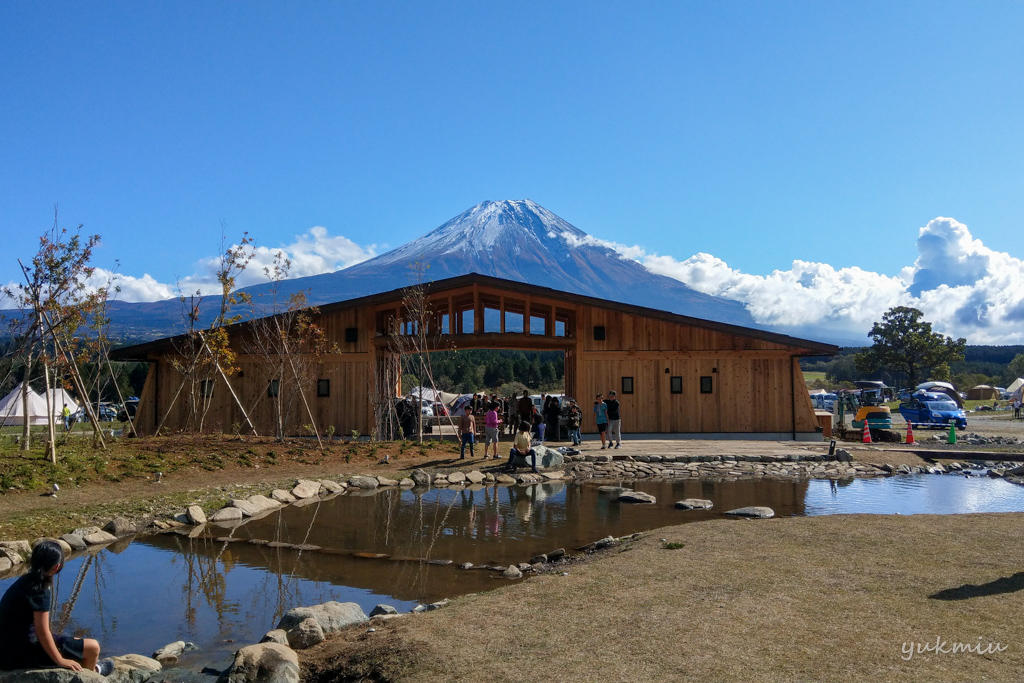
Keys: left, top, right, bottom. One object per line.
{"left": 92, "top": 200, "right": 762, "bottom": 340}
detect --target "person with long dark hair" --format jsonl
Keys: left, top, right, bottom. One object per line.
{"left": 0, "top": 541, "right": 112, "bottom": 675}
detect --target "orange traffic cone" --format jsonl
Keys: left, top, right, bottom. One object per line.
{"left": 905, "top": 421, "right": 915, "bottom": 445}
{"left": 862, "top": 421, "right": 872, "bottom": 444}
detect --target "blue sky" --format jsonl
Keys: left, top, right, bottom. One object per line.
{"left": 2, "top": 2, "right": 1023, "bottom": 342}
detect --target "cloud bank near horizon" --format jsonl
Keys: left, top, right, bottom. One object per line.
{"left": 560, "top": 216, "right": 1024, "bottom": 345}
{"left": 4, "top": 216, "right": 1021, "bottom": 345}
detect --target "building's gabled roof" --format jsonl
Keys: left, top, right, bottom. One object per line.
{"left": 110, "top": 272, "right": 838, "bottom": 360}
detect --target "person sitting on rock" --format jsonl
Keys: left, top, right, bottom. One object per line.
{"left": 0, "top": 540, "right": 113, "bottom": 676}
{"left": 507, "top": 421, "right": 538, "bottom": 473}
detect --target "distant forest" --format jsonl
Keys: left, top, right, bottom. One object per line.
{"left": 401, "top": 349, "right": 564, "bottom": 395}
{"left": 800, "top": 345, "right": 1024, "bottom": 389}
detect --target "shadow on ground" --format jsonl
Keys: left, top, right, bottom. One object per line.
{"left": 929, "top": 572, "right": 1024, "bottom": 600}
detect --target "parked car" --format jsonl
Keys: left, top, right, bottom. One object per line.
{"left": 898, "top": 392, "right": 967, "bottom": 429}
{"left": 117, "top": 399, "right": 139, "bottom": 422}
{"left": 810, "top": 393, "right": 838, "bottom": 411}
{"left": 72, "top": 404, "right": 119, "bottom": 422}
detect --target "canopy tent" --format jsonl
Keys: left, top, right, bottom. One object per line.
{"left": 0, "top": 383, "right": 74, "bottom": 426}
{"left": 916, "top": 381, "right": 963, "bottom": 408}
{"left": 966, "top": 385, "right": 999, "bottom": 400}
{"left": 1007, "top": 377, "right": 1024, "bottom": 395}
{"left": 407, "top": 386, "right": 460, "bottom": 405}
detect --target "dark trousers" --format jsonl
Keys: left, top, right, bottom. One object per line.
{"left": 507, "top": 447, "right": 538, "bottom": 472}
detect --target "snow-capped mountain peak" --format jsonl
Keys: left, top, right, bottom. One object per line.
{"left": 372, "top": 199, "right": 588, "bottom": 265}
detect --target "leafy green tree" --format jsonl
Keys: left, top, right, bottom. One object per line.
{"left": 1006, "top": 353, "right": 1024, "bottom": 384}
{"left": 855, "top": 307, "right": 966, "bottom": 388}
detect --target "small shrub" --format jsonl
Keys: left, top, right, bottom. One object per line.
{"left": 661, "top": 541, "right": 685, "bottom": 550}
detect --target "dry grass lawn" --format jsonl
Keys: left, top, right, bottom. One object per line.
{"left": 303, "top": 513, "right": 1024, "bottom": 682}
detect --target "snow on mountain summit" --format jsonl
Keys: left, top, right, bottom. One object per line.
{"left": 372, "top": 199, "right": 589, "bottom": 265}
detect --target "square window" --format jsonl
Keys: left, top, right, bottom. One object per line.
{"left": 268, "top": 379, "right": 280, "bottom": 398}
{"left": 593, "top": 326, "right": 606, "bottom": 341}
{"left": 670, "top": 376, "right": 682, "bottom": 394}
{"left": 345, "top": 327, "right": 358, "bottom": 343}
{"left": 199, "top": 379, "right": 214, "bottom": 398}
{"left": 621, "top": 376, "right": 634, "bottom": 394}
{"left": 317, "top": 379, "right": 330, "bottom": 397}
{"left": 700, "top": 376, "right": 713, "bottom": 394}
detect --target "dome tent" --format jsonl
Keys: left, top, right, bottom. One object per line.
{"left": 966, "top": 385, "right": 999, "bottom": 401}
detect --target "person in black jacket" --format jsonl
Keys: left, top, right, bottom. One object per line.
{"left": 604, "top": 390, "right": 622, "bottom": 448}
{"left": 543, "top": 396, "right": 562, "bottom": 443}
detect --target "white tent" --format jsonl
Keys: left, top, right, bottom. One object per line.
{"left": 0, "top": 383, "right": 67, "bottom": 426}
{"left": 48, "top": 388, "right": 78, "bottom": 415}
{"left": 1007, "top": 377, "right": 1024, "bottom": 395}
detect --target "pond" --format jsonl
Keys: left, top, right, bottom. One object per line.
{"left": 4, "top": 473, "right": 1024, "bottom": 672}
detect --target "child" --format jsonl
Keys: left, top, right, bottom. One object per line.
{"left": 0, "top": 541, "right": 112, "bottom": 675}
{"left": 507, "top": 422, "right": 538, "bottom": 473}
{"left": 567, "top": 399, "right": 582, "bottom": 446}
{"left": 484, "top": 402, "right": 502, "bottom": 459}
{"left": 458, "top": 406, "right": 476, "bottom": 460}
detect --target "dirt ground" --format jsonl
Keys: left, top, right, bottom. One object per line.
{"left": 301, "top": 513, "right": 1024, "bottom": 682}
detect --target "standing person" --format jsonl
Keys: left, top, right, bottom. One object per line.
{"left": 458, "top": 406, "right": 476, "bottom": 460}
{"left": 517, "top": 390, "right": 533, "bottom": 427}
{"left": 60, "top": 405, "right": 71, "bottom": 432}
{"left": 0, "top": 541, "right": 112, "bottom": 675}
{"left": 544, "top": 396, "right": 561, "bottom": 442}
{"left": 566, "top": 399, "right": 582, "bottom": 446}
{"left": 535, "top": 402, "right": 547, "bottom": 444}
{"left": 593, "top": 393, "right": 609, "bottom": 449}
{"left": 484, "top": 402, "right": 502, "bottom": 459}
{"left": 507, "top": 422, "right": 538, "bottom": 473}
{"left": 605, "top": 390, "right": 622, "bottom": 448}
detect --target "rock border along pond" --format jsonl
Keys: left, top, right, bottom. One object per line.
{"left": 1, "top": 447, "right": 1019, "bottom": 681}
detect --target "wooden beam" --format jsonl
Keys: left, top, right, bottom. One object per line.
{"left": 582, "top": 350, "right": 794, "bottom": 361}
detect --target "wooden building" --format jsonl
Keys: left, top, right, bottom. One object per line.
{"left": 112, "top": 273, "right": 836, "bottom": 440}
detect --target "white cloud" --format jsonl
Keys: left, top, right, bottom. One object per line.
{"left": 560, "top": 218, "right": 1024, "bottom": 345}
{"left": 86, "top": 226, "right": 378, "bottom": 303}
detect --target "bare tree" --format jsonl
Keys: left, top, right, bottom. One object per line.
{"left": 245, "top": 251, "right": 332, "bottom": 446}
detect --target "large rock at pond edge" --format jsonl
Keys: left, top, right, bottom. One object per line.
{"left": 495, "top": 474, "right": 517, "bottom": 484}
{"left": 260, "top": 629, "right": 288, "bottom": 645}
{"left": 319, "top": 479, "right": 344, "bottom": 494}
{"left": 82, "top": 530, "right": 118, "bottom": 545}
{"left": 376, "top": 476, "right": 399, "bottom": 486}
{"left": 0, "top": 557, "right": 12, "bottom": 573}
{"left": 209, "top": 507, "right": 244, "bottom": 523}
{"left": 270, "top": 489, "right": 297, "bottom": 504}
{"left": 111, "top": 653, "right": 163, "bottom": 681}
{"left": 32, "top": 537, "right": 71, "bottom": 556}
{"left": 153, "top": 640, "right": 187, "bottom": 665}
{"left": 277, "top": 601, "right": 368, "bottom": 635}
{"left": 724, "top": 506, "right": 775, "bottom": 519}
{"left": 246, "top": 495, "right": 281, "bottom": 513}
{"left": 60, "top": 533, "right": 87, "bottom": 551}
{"left": 410, "top": 469, "right": 432, "bottom": 486}
{"left": 618, "top": 491, "right": 656, "bottom": 504}
{"left": 369, "top": 604, "right": 399, "bottom": 617}
{"left": 291, "top": 479, "right": 321, "bottom": 499}
{"left": 466, "top": 470, "right": 485, "bottom": 484}
{"left": 399, "top": 478, "right": 415, "bottom": 487}
{"left": 186, "top": 505, "right": 207, "bottom": 525}
{"left": 348, "top": 475, "right": 379, "bottom": 489}
{"left": 447, "top": 471, "right": 466, "bottom": 484}
{"left": 0, "top": 669, "right": 105, "bottom": 682}
{"left": 675, "top": 498, "right": 714, "bottom": 510}
{"left": 0, "top": 540, "right": 32, "bottom": 562}
{"left": 285, "top": 616, "right": 325, "bottom": 649}
{"left": 219, "top": 642, "right": 299, "bottom": 683}
{"left": 502, "top": 565, "right": 523, "bottom": 579}
{"left": 102, "top": 517, "right": 138, "bottom": 537}
{"left": 229, "top": 499, "right": 261, "bottom": 517}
